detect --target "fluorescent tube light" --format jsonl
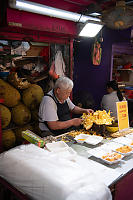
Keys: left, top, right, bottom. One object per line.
{"left": 9, "top": 0, "right": 101, "bottom": 23}
{"left": 79, "top": 21, "right": 103, "bottom": 37}
{"left": 89, "top": 13, "right": 101, "bottom": 17}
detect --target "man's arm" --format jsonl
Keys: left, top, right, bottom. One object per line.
{"left": 71, "top": 106, "right": 94, "bottom": 115}
{"left": 47, "top": 118, "right": 82, "bottom": 130}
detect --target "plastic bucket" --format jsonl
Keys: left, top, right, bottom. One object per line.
{"left": 125, "top": 87, "right": 133, "bottom": 99}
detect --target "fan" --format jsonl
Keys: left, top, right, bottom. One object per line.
{"left": 101, "top": 0, "right": 133, "bottom": 29}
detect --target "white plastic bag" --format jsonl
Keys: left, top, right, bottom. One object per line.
{"left": 11, "top": 42, "right": 30, "bottom": 55}
{"left": 66, "top": 183, "right": 112, "bottom": 200}
{"left": 55, "top": 50, "right": 66, "bottom": 77}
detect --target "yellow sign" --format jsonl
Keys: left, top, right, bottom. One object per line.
{"left": 116, "top": 101, "right": 129, "bottom": 131}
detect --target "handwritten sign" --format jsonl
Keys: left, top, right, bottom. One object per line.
{"left": 116, "top": 101, "right": 129, "bottom": 131}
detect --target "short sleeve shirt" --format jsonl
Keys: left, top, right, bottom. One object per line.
{"left": 38, "top": 90, "right": 75, "bottom": 131}
{"left": 101, "top": 91, "right": 122, "bottom": 118}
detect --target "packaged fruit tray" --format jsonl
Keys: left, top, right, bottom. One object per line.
{"left": 113, "top": 137, "right": 133, "bottom": 147}
{"left": 101, "top": 142, "right": 133, "bottom": 156}
{"left": 88, "top": 147, "right": 123, "bottom": 165}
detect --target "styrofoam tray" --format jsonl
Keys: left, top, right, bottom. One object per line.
{"left": 88, "top": 148, "right": 123, "bottom": 165}
{"left": 101, "top": 142, "right": 133, "bottom": 156}
{"left": 125, "top": 133, "right": 133, "bottom": 139}
{"left": 74, "top": 134, "right": 89, "bottom": 143}
{"left": 114, "top": 146, "right": 133, "bottom": 156}
{"left": 46, "top": 141, "right": 68, "bottom": 152}
{"left": 74, "top": 134, "right": 103, "bottom": 145}
{"left": 46, "top": 141, "right": 77, "bottom": 160}
{"left": 85, "top": 135, "right": 103, "bottom": 145}
{"left": 101, "top": 142, "right": 123, "bottom": 151}
{"left": 113, "top": 137, "right": 133, "bottom": 147}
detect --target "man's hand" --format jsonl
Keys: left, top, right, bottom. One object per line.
{"left": 72, "top": 106, "right": 94, "bottom": 115}
{"left": 72, "top": 118, "right": 83, "bottom": 126}
{"left": 83, "top": 109, "right": 94, "bottom": 114}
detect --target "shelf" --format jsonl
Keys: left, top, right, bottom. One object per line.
{"left": 127, "top": 99, "right": 133, "bottom": 102}
{"left": 13, "top": 56, "right": 43, "bottom": 61}
{"left": 117, "top": 69, "right": 133, "bottom": 71}
{"left": 118, "top": 82, "right": 133, "bottom": 86}
{"left": 26, "top": 73, "right": 48, "bottom": 83}
{"left": 22, "top": 56, "right": 42, "bottom": 58}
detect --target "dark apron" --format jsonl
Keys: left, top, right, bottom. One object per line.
{"left": 42, "top": 93, "right": 76, "bottom": 135}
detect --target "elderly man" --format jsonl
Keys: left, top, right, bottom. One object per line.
{"left": 39, "top": 77, "right": 94, "bottom": 136}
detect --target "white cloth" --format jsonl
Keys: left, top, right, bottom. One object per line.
{"left": 101, "top": 91, "right": 123, "bottom": 118}
{"left": 55, "top": 50, "right": 66, "bottom": 77}
{"left": 0, "top": 144, "right": 112, "bottom": 200}
{"left": 39, "top": 90, "right": 75, "bottom": 131}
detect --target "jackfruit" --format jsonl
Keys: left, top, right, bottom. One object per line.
{"left": 12, "top": 103, "right": 31, "bottom": 126}
{"left": 0, "top": 78, "right": 21, "bottom": 107}
{"left": 31, "top": 109, "right": 39, "bottom": 121}
{"left": 14, "top": 124, "right": 34, "bottom": 144}
{"left": 22, "top": 84, "right": 44, "bottom": 110}
{"left": 32, "top": 122, "right": 43, "bottom": 137}
{"left": 0, "top": 104, "right": 11, "bottom": 128}
{"left": 2, "top": 129, "right": 16, "bottom": 149}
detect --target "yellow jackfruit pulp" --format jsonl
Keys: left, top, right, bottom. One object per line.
{"left": 82, "top": 110, "right": 114, "bottom": 130}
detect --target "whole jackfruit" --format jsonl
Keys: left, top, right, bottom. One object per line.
{"left": 12, "top": 103, "right": 31, "bottom": 126}
{"left": 0, "top": 78, "right": 21, "bottom": 107}
{"left": 31, "top": 109, "right": 39, "bottom": 121}
{"left": 0, "top": 104, "right": 11, "bottom": 128}
{"left": 14, "top": 124, "right": 34, "bottom": 144}
{"left": 32, "top": 122, "right": 43, "bottom": 137}
{"left": 2, "top": 129, "right": 16, "bottom": 149}
{"left": 22, "top": 84, "right": 44, "bottom": 110}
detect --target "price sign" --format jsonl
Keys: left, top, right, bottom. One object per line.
{"left": 116, "top": 101, "right": 129, "bottom": 131}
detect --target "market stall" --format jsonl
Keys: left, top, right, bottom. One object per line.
{"left": 0, "top": 1, "right": 133, "bottom": 199}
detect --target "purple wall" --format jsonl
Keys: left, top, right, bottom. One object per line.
{"left": 73, "top": 27, "right": 131, "bottom": 110}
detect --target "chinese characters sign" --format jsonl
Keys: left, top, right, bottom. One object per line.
{"left": 116, "top": 101, "right": 129, "bottom": 131}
